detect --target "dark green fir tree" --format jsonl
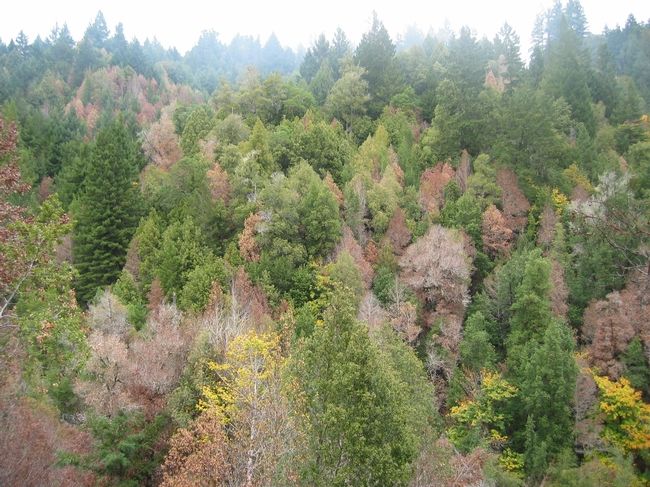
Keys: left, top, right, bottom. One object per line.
{"left": 73, "top": 118, "right": 142, "bottom": 304}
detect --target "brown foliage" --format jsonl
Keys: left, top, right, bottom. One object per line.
{"left": 1, "top": 117, "right": 30, "bottom": 314}
{"left": 161, "top": 410, "right": 229, "bottom": 487}
{"left": 239, "top": 213, "right": 262, "bottom": 263}
{"left": 68, "top": 67, "right": 170, "bottom": 134}
{"left": 79, "top": 299, "right": 192, "bottom": 416}
{"left": 496, "top": 168, "right": 530, "bottom": 234}
{"left": 419, "top": 162, "right": 455, "bottom": 214}
{"left": 141, "top": 108, "right": 182, "bottom": 170}
{"left": 575, "top": 357, "right": 604, "bottom": 453}
{"left": 206, "top": 162, "right": 231, "bottom": 204}
{"left": 232, "top": 267, "right": 271, "bottom": 328}
{"left": 37, "top": 176, "right": 54, "bottom": 202}
{"left": 55, "top": 233, "right": 74, "bottom": 265}
{"left": 0, "top": 335, "right": 94, "bottom": 487}
{"left": 364, "top": 240, "right": 379, "bottom": 266}
{"left": 481, "top": 204, "right": 513, "bottom": 259}
{"left": 388, "top": 148, "right": 405, "bottom": 187}
{"left": 200, "top": 268, "right": 271, "bottom": 353}
{"left": 76, "top": 331, "right": 133, "bottom": 416}
{"left": 357, "top": 292, "right": 387, "bottom": 330}
{"left": 550, "top": 259, "right": 569, "bottom": 318}
{"left": 389, "top": 299, "right": 420, "bottom": 343}
{"left": 129, "top": 305, "right": 192, "bottom": 411}
{"left": 324, "top": 172, "right": 344, "bottom": 208}
{"left": 400, "top": 225, "right": 471, "bottom": 311}
{"left": 124, "top": 237, "right": 141, "bottom": 281}
{"left": 382, "top": 207, "right": 412, "bottom": 255}
{"left": 87, "top": 290, "right": 131, "bottom": 338}
{"left": 571, "top": 184, "right": 590, "bottom": 203}
{"left": 455, "top": 149, "right": 471, "bottom": 192}
{"left": 410, "top": 438, "right": 488, "bottom": 487}
{"left": 537, "top": 204, "right": 558, "bottom": 249}
{"left": 584, "top": 270, "right": 650, "bottom": 378}
{"left": 434, "top": 312, "right": 464, "bottom": 359}
{"left": 147, "top": 278, "right": 165, "bottom": 313}
{"left": 334, "top": 226, "right": 374, "bottom": 288}
{"left": 199, "top": 135, "right": 218, "bottom": 164}
{"left": 0, "top": 397, "right": 95, "bottom": 487}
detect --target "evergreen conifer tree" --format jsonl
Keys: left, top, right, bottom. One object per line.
{"left": 73, "top": 119, "right": 142, "bottom": 304}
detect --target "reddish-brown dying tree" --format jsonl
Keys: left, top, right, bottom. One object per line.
{"left": 160, "top": 409, "right": 229, "bottom": 487}
{"left": 400, "top": 225, "right": 471, "bottom": 310}
{"left": 550, "top": 259, "right": 569, "bottom": 318}
{"left": 141, "top": 108, "right": 182, "bottom": 170}
{"left": 239, "top": 213, "right": 262, "bottom": 263}
{"left": 455, "top": 149, "right": 471, "bottom": 192}
{"left": 324, "top": 172, "right": 344, "bottom": 208}
{"left": 419, "top": 162, "right": 455, "bottom": 214}
{"left": 584, "top": 270, "right": 650, "bottom": 379}
{"left": 206, "top": 162, "right": 231, "bottom": 204}
{"left": 481, "top": 204, "right": 513, "bottom": 259}
{"left": 496, "top": 168, "right": 530, "bottom": 234}
{"left": 382, "top": 207, "right": 412, "bottom": 256}
{"left": 537, "top": 203, "right": 558, "bottom": 248}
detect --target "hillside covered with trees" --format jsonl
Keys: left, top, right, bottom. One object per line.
{"left": 1, "top": 2, "right": 649, "bottom": 485}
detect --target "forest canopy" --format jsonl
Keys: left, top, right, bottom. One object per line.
{"left": 1, "top": 3, "right": 649, "bottom": 486}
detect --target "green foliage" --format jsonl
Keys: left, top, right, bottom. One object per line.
{"left": 257, "top": 161, "right": 341, "bottom": 293}
{"left": 493, "top": 87, "right": 571, "bottom": 183}
{"left": 467, "top": 154, "right": 501, "bottom": 207}
{"left": 72, "top": 119, "right": 142, "bottom": 305}
{"left": 180, "top": 106, "right": 214, "bottom": 156}
{"left": 518, "top": 321, "right": 577, "bottom": 478}
{"left": 290, "top": 288, "right": 428, "bottom": 486}
{"left": 325, "top": 64, "right": 369, "bottom": 133}
{"left": 178, "top": 255, "right": 227, "bottom": 313}
{"left": 13, "top": 198, "right": 87, "bottom": 410}
{"left": 59, "top": 411, "right": 170, "bottom": 486}
{"left": 354, "top": 13, "right": 401, "bottom": 117}
{"left": 506, "top": 250, "right": 553, "bottom": 360}
{"left": 372, "top": 264, "right": 397, "bottom": 306}
{"left": 155, "top": 216, "right": 210, "bottom": 298}
{"left": 541, "top": 20, "right": 596, "bottom": 135}
{"left": 449, "top": 370, "right": 517, "bottom": 452}
{"left": 440, "top": 192, "right": 482, "bottom": 245}
{"left": 622, "top": 337, "right": 650, "bottom": 397}
{"left": 276, "top": 117, "right": 352, "bottom": 183}
{"left": 326, "top": 251, "right": 364, "bottom": 305}
{"left": 459, "top": 312, "right": 497, "bottom": 372}
{"left": 546, "top": 448, "right": 644, "bottom": 487}
{"left": 627, "top": 141, "right": 650, "bottom": 197}
{"left": 112, "top": 270, "right": 146, "bottom": 329}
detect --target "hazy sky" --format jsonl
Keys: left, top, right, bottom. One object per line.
{"left": 1, "top": 0, "right": 648, "bottom": 55}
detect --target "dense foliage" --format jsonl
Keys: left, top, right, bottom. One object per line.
{"left": 1, "top": 3, "right": 649, "bottom": 486}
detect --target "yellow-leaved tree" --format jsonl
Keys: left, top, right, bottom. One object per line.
{"left": 593, "top": 374, "right": 650, "bottom": 454}
{"left": 202, "top": 331, "right": 293, "bottom": 486}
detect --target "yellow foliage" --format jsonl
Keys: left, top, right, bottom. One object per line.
{"left": 201, "top": 331, "right": 284, "bottom": 423}
{"left": 499, "top": 448, "right": 524, "bottom": 473}
{"left": 551, "top": 188, "right": 569, "bottom": 215}
{"left": 563, "top": 163, "right": 594, "bottom": 193}
{"left": 593, "top": 374, "right": 650, "bottom": 453}
{"left": 449, "top": 370, "right": 517, "bottom": 449}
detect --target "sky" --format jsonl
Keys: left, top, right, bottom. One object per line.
{"left": 1, "top": 0, "right": 649, "bottom": 56}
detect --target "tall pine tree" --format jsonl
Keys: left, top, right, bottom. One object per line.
{"left": 73, "top": 119, "right": 142, "bottom": 304}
